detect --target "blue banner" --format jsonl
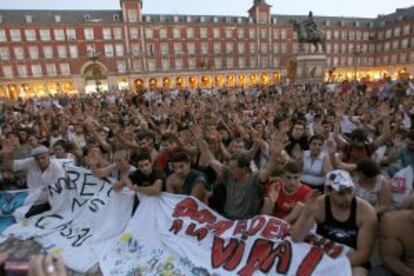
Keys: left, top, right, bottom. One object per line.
{"left": 0, "top": 190, "right": 29, "bottom": 232}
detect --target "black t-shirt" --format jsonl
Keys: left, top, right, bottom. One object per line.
{"left": 129, "top": 169, "right": 165, "bottom": 188}
{"left": 316, "top": 196, "right": 358, "bottom": 249}
{"left": 181, "top": 169, "right": 207, "bottom": 195}
{"left": 285, "top": 134, "right": 309, "bottom": 154}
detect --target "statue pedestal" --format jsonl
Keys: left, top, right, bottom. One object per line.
{"left": 294, "top": 54, "right": 327, "bottom": 83}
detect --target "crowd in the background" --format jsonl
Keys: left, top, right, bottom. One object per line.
{"left": 1, "top": 77, "right": 414, "bottom": 276}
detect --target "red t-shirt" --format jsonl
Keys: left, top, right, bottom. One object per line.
{"left": 269, "top": 181, "right": 312, "bottom": 218}
{"left": 156, "top": 148, "right": 180, "bottom": 175}
{"left": 156, "top": 151, "right": 174, "bottom": 175}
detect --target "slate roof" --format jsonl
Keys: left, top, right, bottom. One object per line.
{"left": 0, "top": 10, "right": 123, "bottom": 25}
{"left": 0, "top": 5, "right": 412, "bottom": 27}
{"left": 373, "top": 5, "right": 414, "bottom": 26}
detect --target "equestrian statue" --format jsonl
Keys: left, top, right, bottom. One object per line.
{"left": 292, "top": 11, "right": 326, "bottom": 54}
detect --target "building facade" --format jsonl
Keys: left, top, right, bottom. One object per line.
{"left": 0, "top": 0, "right": 413, "bottom": 98}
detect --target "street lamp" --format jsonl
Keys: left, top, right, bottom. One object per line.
{"left": 353, "top": 46, "right": 361, "bottom": 80}
{"left": 87, "top": 49, "right": 102, "bottom": 93}
{"left": 368, "top": 34, "right": 377, "bottom": 67}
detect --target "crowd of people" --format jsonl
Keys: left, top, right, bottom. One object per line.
{"left": 0, "top": 77, "right": 414, "bottom": 276}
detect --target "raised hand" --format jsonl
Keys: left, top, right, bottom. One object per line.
{"left": 118, "top": 158, "right": 130, "bottom": 177}
{"left": 269, "top": 182, "right": 282, "bottom": 203}
{"left": 326, "top": 139, "right": 337, "bottom": 155}
{"left": 113, "top": 181, "right": 125, "bottom": 192}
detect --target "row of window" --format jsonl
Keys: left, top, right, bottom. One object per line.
{"left": 0, "top": 27, "right": 124, "bottom": 42}
{"left": 0, "top": 45, "right": 80, "bottom": 60}
{"left": 3, "top": 51, "right": 413, "bottom": 79}
{"left": 1, "top": 63, "right": 70, "bottom": 78}
{"left": 1, "top": 39, "right": 410, "bottom": 62}
{"left": 378, "top": 37, "right": 414, "bottom": 51}
{"left": 144, "top": 27, "right": 375, "bottom": 41}
{"left": 379, "top": 25, "right": 412, "bottom": 40}
{"left": 147, "top": 41, "right": 290, "bottom": 56}
{"left": 1, "top": 24, "right": 411, "bottom": 43}
{"left": 146, "top": 56, "right": 277, "bottom": 71}
{"left": 143, "top": 41, "right": 403, "bottom": 56}
{"left": 144, "top": 26, "right": 287, "bottom": 40}
{"left": 147, "top": 51, "right": 414, "bottom": 71}
{"left": 326, "top": 51, "right": 414, "bottom": 67}
{"left": 0, "top": 44, "right": 128, "bottom": 60}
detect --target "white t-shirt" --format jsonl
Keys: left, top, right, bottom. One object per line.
{"left": 341, "top": 116, "right": 360, "bottom": 134}
{"left": 13, "top": 158, "right": 66, "bottom": 204}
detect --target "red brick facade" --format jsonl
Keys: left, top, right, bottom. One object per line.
{"left": 0, "top": 0, "right": 413, "bottom": 98}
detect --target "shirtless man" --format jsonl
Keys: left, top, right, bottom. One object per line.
{"left": 378, "top": 208, "right": 414, "bottom": 276}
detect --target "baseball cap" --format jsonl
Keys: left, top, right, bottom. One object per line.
{"left": 31, "top": 145, "right": 49, "bottom": 157}
{"left": 325, "top": 170, "right": 354, "bottom": 192}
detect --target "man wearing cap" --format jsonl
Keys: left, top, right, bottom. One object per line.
{"left": 2, "top": 140, "right": 66, "bottom": 217}
{"left": 291, "top": 170, "right": 377, "bottom": 276}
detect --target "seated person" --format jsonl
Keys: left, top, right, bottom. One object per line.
{"left": 301, "top": 135, "right": 332, "bottom": 191}
{"left": 112, "top": 150, "right": 164, "bottom": 215}
{"left": 263, "top": 162, "right": 312, "bottom": 224}
{"left": 291, "top": 170, "right": 377, "bottom": 276}
{"left": 2, "top": 143, "right": 66, "bottom": 217}
{"left": 156, "top": 133, "right": 182, "bottom": 176}
{"left": 376, "top": 208, "right": 414, "bottom": 276}
{"left": 51, "top": 139, "right": 76, "bottom": 161}
{"left": 193, "top": 126, "right": 284, "bottom": 220}
{"left": 126, "top": 150, "right": 164, "bottom": 195}
{"left": 166, "top": 152, "right": 206, "bottom": 202}
{"left": 353, "top": 159, "right": 392, "bottom": 215}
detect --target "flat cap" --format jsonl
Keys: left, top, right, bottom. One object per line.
{"left": 31, "top": 145, "right": 49, "bottom": 157}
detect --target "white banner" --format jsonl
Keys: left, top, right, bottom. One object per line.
{"left": 100, "top": 193, "right": 352, "bottom": 276}
{"left": 3, "top": 166, "right": 134, "bottom": 272}
{"left": 3, "top": 166, "right": 352, "bottom": 275}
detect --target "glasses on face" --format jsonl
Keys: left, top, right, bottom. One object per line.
{"left": 285, "top": 174, "right": 300, "bottom": 180}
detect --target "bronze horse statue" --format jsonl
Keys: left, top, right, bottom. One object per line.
{"left": 292, "top": 20, "right": 326, "bottom": 54}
